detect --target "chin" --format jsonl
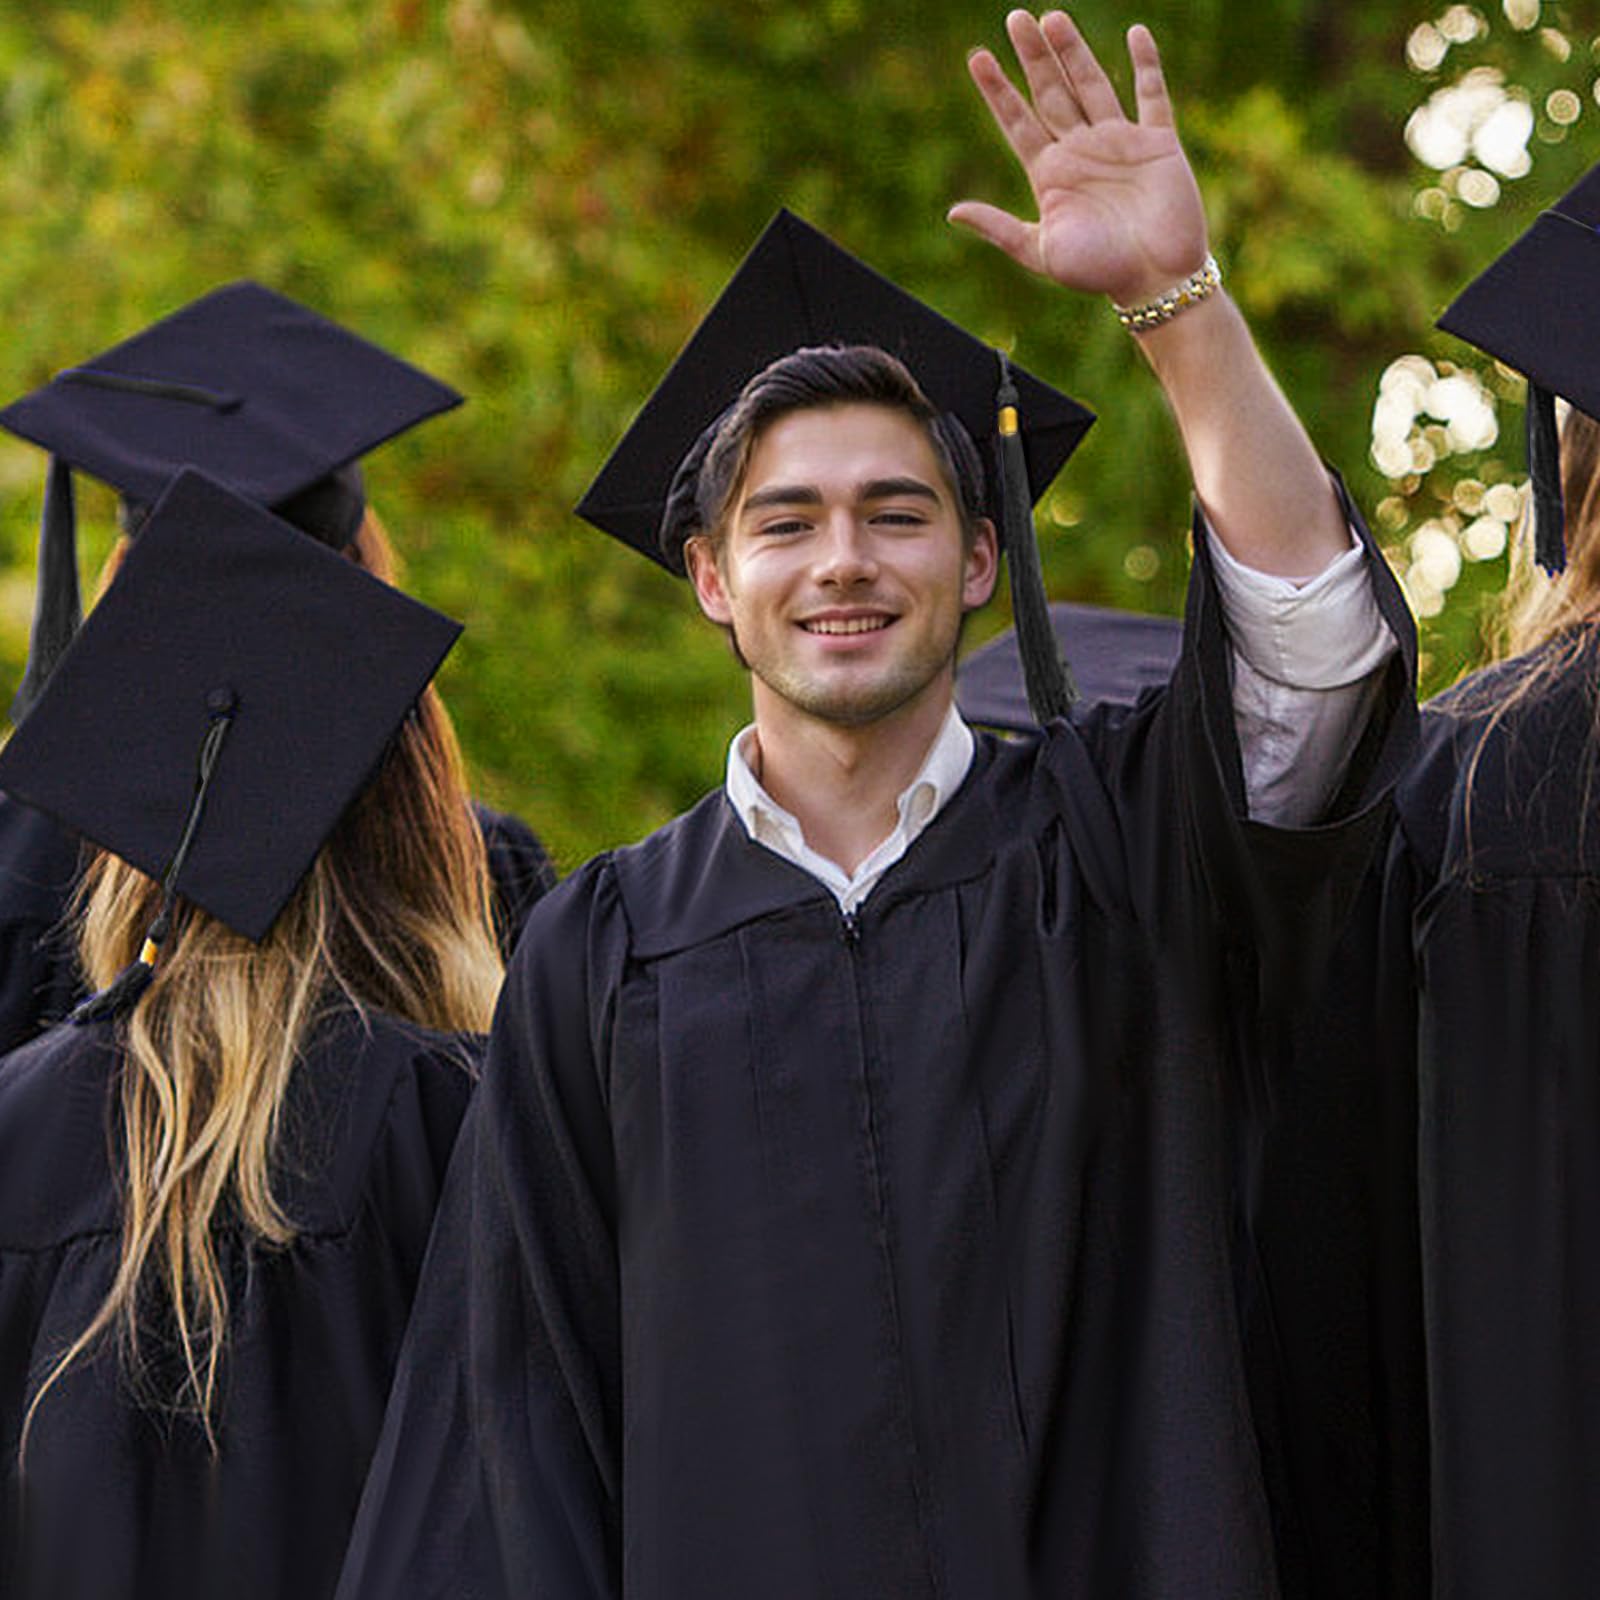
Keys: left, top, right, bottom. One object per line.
{"left": 764, "top": 664, "right": 950, "bottom": 729}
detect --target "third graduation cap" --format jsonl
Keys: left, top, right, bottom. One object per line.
{"left": 1437, "top": 162, "right": 1600, "bottom": 572}
{"left": 1, "top": 281, "right": 462, "bottom": 717}
{"left": 576, "top": 209, "right": 1096, "bottom": 719}
{"left": 0, "top": 467, "right": 462, "bottom": 955}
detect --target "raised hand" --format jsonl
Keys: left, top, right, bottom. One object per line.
{"left": 949, "top": 11, "right": 1209, "bottom": 309}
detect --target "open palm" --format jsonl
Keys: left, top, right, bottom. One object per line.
{"left": 950, "top": 13, "right": 1209, "bottom": 308}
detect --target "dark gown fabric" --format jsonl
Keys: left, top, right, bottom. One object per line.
{"left": 0, "top": 797, "right": 83, "bottom": 1055}
{"left": 338, "top": 503, "right": 1416, "bottom": 1600}
{"left": 1388, "top": 636, "right": 1600, "bottom": 1599}
{"left": 474, "top": 801, "right": 559, "bottom": 955}
{"left": 1235, "top": 848, "right": 1431, "bottom": 1600}
{"left": 0, "top": 798, "right": 552, "bottom": 1057}
{"left": 0, "top": 1006, "right": 479, "bottom": 1600}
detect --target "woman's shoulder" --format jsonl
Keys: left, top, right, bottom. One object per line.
{"left": 0, "top": 1021, "right": 121, "bottom": 1250}
{"left": 275, "top": 1008, "right": 479, "bottom": 1237}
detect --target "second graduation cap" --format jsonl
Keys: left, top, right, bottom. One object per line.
{"left": 0, "top": 467, "right": 463, "bottom": 949}
{"left": 577, "top": 209, "right": 1095, "bottom": 719}
{"left": 1, "top": 280, "right": 463, "bottom": 718}
{"left": 1437, "top": 162, "right": 1600, "bottom": 572}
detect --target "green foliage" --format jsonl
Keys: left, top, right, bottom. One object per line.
{"left": 0, "top": 0, "right": 1587, "bottom": 863}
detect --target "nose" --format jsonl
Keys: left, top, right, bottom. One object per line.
{"left": 811, "top": 509, "right": 879, "bottom": 586}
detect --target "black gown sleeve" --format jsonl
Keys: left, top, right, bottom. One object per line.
{"left": 471, "top": 801, "right": 559, "bottom": 958}
{"left": 1078, "top": 474, "right": 1418, "bottom": 1013}
{"left": 0, "top": 797, "right": 84, "bottom": 1053}
{"left": 337, "top": 861, "right": 624, "bottom": 1600}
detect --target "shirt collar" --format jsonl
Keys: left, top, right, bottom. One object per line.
{"left": 725, "top": 703, "right": 975, "bottom": 855}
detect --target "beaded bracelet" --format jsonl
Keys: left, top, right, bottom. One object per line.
{"left": 1112, "top": 253, "right": 1222, "bottom": 332}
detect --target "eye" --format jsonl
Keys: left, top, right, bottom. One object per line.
{"left": 756, "top": 516, "right": 813, "bottom": 537}
{"left": 870, "top": 508, "right": 930, "bottom": 527}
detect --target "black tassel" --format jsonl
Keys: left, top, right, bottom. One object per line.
{"left": 10, "top": 458, "right": 82, "bottom": 723}
{"left": 68, "top": 956, "right": 156, "bottom": 1025}
{"left": 1527, "top": 382, "right": 1566, "bottom": 575}
{"left": 67, "top": 694, "right": 236, "bottom": 1026}
{"left": 996, "top": 353, "right": 1075, "bottom": 722}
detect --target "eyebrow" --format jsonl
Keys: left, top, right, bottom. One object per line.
{"left": 740, "top": 476, "right": 944, "bottom": 514}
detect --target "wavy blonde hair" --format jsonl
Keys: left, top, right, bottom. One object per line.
{"left": 23, "top": 512, "right": 502, "bottom": 1454}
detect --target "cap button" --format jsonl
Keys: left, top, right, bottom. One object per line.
{"left": 206, "top": 686, "right": 237, "bottom": 717}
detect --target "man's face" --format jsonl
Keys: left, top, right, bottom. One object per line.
{"left": 686, "top": 402, "right": 997, "bottom": 729}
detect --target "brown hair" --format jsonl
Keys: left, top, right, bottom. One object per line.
{"left": 22, "top": 510, "right": 501, "bottom": 1453}
{"left": 674, "top": 344, "right": 988, "bottom": 568}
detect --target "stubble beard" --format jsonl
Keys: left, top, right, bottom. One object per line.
{"left": 733, "top": 619, "right": 961, "bottom": 730}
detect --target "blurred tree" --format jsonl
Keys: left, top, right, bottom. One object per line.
{"left": 0, "top": 0, "right": 1587, "bottom": 862}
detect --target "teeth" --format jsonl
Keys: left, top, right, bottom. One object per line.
{"left": 805, "top": 617, "right": 889, "bottom": 635}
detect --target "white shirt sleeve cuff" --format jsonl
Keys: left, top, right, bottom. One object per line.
{"left": 1202, "top": 512, "right": 1396, "bottom": 690}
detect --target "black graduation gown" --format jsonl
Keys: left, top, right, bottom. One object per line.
{"left": 1234, "top": 842, "right": 1432, "bottom": 1600}
{"left": 338, "top": 504, "right": 1415, "bottom": 1600}
{"left": 474, "top": 801, "right": 560, "bottom": 954}
{"left": 1390, "top": 636, "right": 1600, "bottom": 1599}
{"left": 0, "top": 1006, "right": 478, "bottom": 1600}
{"left": 0, "top": 796, "right": 83, "bottom": 1054}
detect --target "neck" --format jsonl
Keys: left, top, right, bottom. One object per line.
{"left": 747, "top": 676, "right": 953, "bottom": 876}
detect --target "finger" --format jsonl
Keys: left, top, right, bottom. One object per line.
{"left": 1038, "top": 10, "right": 1126, "bottom": 125}
{"left": 1003, "top": 9, "right": 1086, "bottom": 136}
{"left": 1126, "top": 24, "right": 1175, "bottom": 130}
{"left": 947, "top": 201, "right": 1044, "bottom": 277}
{"left": 967, "top": 46, "right": 1052, "bottom": 169}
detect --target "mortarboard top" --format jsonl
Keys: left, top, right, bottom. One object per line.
{"left": 575, "top": 208, "right": 1096, "bottom": 574}
{"left": 0, "top": 280, "right": 462, "bottom": 528}
{"left": 1436, "top": 161, "right": 1600, "bottom": 570}
{"left": 957, "top": 601, "right": 1182, "bottom": 732}
{"left": 1437, "top": 169, "right": 1600, "bottom": 427}
{"left": 0, "top": 468, "right": 462, "bottom": 945}
{"left": 1, "top": 281, "right": 464, "bottom": 722}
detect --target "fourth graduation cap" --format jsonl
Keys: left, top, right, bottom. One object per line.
{"left": 1437, "top": 162, "right": 1600, "bottom": 573}
{"left": 576, "top": 209, "right": 1096, "bottom": 721}
{"left": 0, "top": 467, "right": 463, "bottom": 1018}
{"left": 0, "top": 280, "right": 463, "bottom": 719}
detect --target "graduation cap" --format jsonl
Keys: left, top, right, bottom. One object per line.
{"left": 0, "top": 467, "right": 462, "bottom": 1021}
{"left": 1436, "top": 162, "right": 1600, "bottom": 573}
{"left": 0, "top": 280, "right": 462, "bottom": 719}
{"left": 956, "top": 601, "right": 1182, "bottom": 732}
{"left": 576, "top": 209, "right": 1096, "bottom": 721}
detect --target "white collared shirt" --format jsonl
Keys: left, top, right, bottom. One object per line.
{"left": 726, "top": 705, "right": 973, "bottom": 915}
{"left": 725, "top": 518, "right": 1395, "bottom": 909}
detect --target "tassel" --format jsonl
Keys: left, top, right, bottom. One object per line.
{"left": 1527, "top": 382, "right": 1566, "bottom": 575}
{"left": 68, "top": 694, "right": 236, "bottom": 1026}
{"left": 996, "top": 353, "right": 1075, "bottom": 722}
{"left": 68, "top": 954, "right": 157, "bottom": 1025}
{"left": 10, "top": 458, "right": 82, "bottom": 723}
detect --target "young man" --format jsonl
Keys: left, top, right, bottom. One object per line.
{"left": 339, "top": 15, "right": 1412, "bottom": 1598}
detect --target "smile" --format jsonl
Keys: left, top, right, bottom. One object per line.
{"left": 800, "top": 617, "right": 893, "bottom": 635}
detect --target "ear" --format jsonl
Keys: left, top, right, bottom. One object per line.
{"left": 962, "top": 518, "right": 999, "bottom": 611}
{"left": 685, "top": 535, "right": 733, "bottom": 624}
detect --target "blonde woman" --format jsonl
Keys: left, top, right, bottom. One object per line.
{"left": 0, "top": 469, "right": 502, "bottom": 1599}
{"left": 1371, "top": 169, "right": 1600, "bottom": 1599}
{"left": 0, "top": 282, "right": 554, "bottom": 1055}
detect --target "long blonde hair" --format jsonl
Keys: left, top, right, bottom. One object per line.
{"left": 23, "top": 511, "right": 503, "bottom": 1452}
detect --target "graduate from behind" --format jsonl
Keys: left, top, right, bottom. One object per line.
{"left": 0, "top": 285, "right": 555, "bottom": 1052}
{"left": 0, "top": 469, "right": 503, "bottom": 1599}
{"left": 1361, "top": 160, "right": 1600, "bottom": 1600}
{"left": 338, "top": 13, "right": 1414, "bottom": 1598}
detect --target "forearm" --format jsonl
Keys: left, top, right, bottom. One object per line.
{"left": 1134, "top": 288, "right": 1348, "bottom": 580}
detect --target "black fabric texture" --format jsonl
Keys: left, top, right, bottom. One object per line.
{"left": 0, "top": 1007, "right": 478, "bottom": 1600}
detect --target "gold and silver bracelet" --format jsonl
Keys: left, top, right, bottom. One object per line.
{"left": 1112, "top": 253, "right": 1223, "bottom": 332}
